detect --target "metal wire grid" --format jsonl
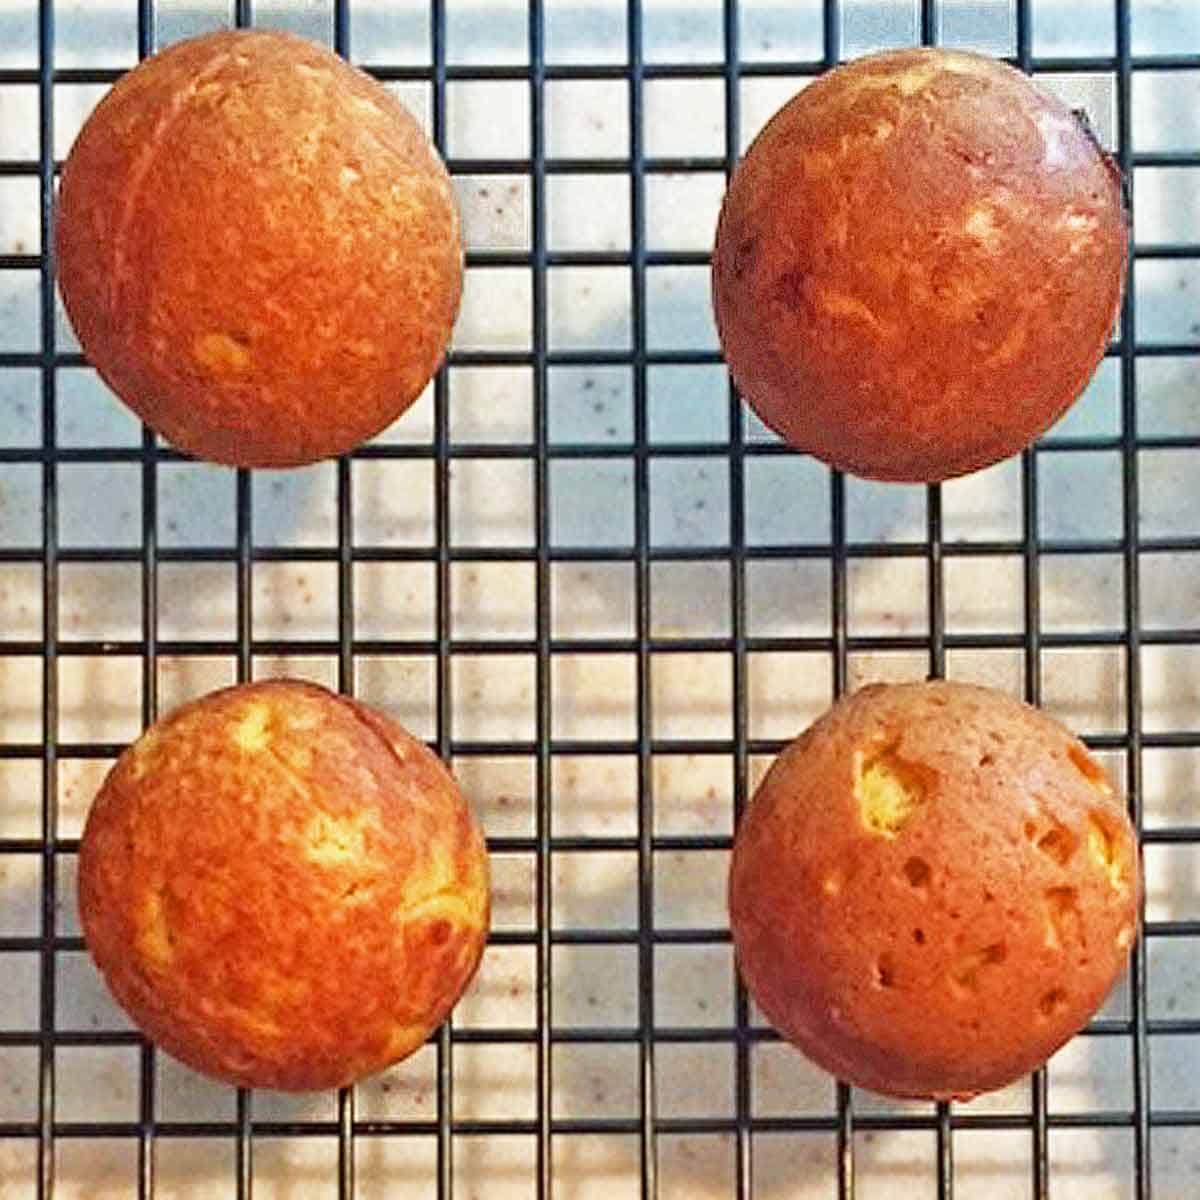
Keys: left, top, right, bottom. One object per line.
{"left": 0, "top": 0, "right": 1197, "bottom": 1196}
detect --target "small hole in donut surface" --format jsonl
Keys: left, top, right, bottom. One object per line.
{"left": 1042, "top": 885, "right": 1081, "bottom": 950}
{"left": 949, "top": 942, "right": 1007, "bottom": 995}
{"left": 1039, "top": 987, "right": 1068, "bottom": 1018}
{"left": 874, "top": 954, "right": 897, "bottom": 989}
{"left": 856, "top": 743, "right": 930, "bottom": 837}
{"left": 1034, "top": 824, "right": 1078, "bottom": 867}
{"left": 903, "top": 856, "right": 931, "bottom": 889}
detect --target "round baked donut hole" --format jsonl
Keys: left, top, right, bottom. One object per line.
{"left": 728, "top": 680, "right": 1139, "bottom": 1102}
{"left": 711, "top": 47, "right": 1127, "bottom": 483}
{"left": 78, "top": 679, "right": 489, "bottom": 1092}
{"left": 56, "top": 30, "right": 463, "bottom": 468}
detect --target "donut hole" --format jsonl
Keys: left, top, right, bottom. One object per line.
{"left": 948, "top": 942, "right": 1007, "bottom": 996}
{"left": 903, "top": 856, "right": 931, "bottom": 890}
{"left": 856, "top": 743, "right": 930, "bottom": 837}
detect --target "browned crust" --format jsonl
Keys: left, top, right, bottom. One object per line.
{"left": 712, "top": 47, "right": 1128, "bottom": 482}
{"left": 728, "top": 680, "right": 1140, "bottom": 1101}
{"left": 78, "top": 678, "right": 489, "bottom": 1091}
{"left": 56, "top": 30, "right": 463, "bottom": 468}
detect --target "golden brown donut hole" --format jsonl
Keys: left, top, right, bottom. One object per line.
{"left": 78, "top": 679, "right": 489, "bottom": 1092}
{"left": 728, "top": 680, "right": 1139, "bottom": 1101}
{"left": 56, "top": 30, "right": 463, "bottom": 468}
{"left": 712, "top": 47, "right": 1127, "bottom": 482}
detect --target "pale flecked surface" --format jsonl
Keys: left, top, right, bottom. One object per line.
{"left": 1, "top": 0, "right": 1199, "bottom": 1197}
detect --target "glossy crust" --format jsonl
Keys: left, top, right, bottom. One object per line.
{"left": 728, "top": 680, "right": 1140, "bottom": 1101}
{"left": 78, "top": 679, "right": 489, "bottom": 1091}
{"left": 712, "top": 47, "right": 1127, "bottom": 482}
{"left": 56, "top": 30, "right": 462, "bottom": 468}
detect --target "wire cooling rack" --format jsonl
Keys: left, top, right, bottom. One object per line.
{"left": 0, "top": 0, "right": 1198, "bottom": 1197}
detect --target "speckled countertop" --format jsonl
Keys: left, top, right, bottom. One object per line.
{"left": 1, "top": 1, "right": 1199, "bottom": 1197}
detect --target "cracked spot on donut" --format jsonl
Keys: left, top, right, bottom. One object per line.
{"left": 845, "top": 53, "right": 985, "bottom": 101}
{"left": 136, "top": 887, "right": 175, "bottom": 969}
{"left": 819, "top": 288, "right": 892, "bottom": 337}
{"left": 193, "top": 330, "right": 252, "bottom": 374}
{"left": 395, "top": 839, "right": 487, "bottom": 936}
{"left": 301, "top": 809, "right": 380, "bottom": 869}
{"left": 400, "top": 887, "right": 480, "bottom": 929}
{"left": 948, "top": 942, "right": 1007, "bottom": 996}
{"left": 856, "top": 742, "right": 930, "bottom": 837}
{"left": 1067, "top": 743, "right": 1114, "bottom": 797}
{"left": 1087, "top": 814, "right": 1128, "bottom": 893}
{"left": 1042, "top": 885, "right": 1081, "bottom": 951}
{"left": 772, "top": 271, "right": 893, "bottom": 339}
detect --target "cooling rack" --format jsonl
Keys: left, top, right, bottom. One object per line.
{"left": 0, "top": 0, "right": 1198, "bottom": 1196}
